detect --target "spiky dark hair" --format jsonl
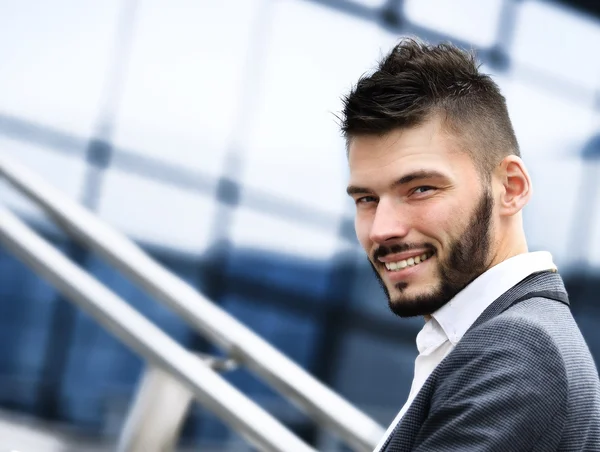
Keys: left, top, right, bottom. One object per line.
{"left": 341, "top": 38, "right": 519, "bottom": 175}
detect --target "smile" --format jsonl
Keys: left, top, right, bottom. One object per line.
{"left": 384, "top": 252, "right": 434, "bottom": 271}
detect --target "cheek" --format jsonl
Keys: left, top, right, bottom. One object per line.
{"left": 414, "top": 202, "right": 461, "bottom": 245}
{"left": 354, "top": 214, "right": 373, "bottom": 250}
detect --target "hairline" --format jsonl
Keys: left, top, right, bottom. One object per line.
{"left": 345, "top": 112, "right": 508, "bottom": 185}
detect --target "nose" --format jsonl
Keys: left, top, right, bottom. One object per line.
{"left": 369, "top": 198, "right": 410, "bottom": 245}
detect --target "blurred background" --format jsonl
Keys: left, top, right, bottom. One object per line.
{"left": 0, "top": 0, "right": 599, "bottom": 450}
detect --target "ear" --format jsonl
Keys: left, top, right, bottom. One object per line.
{"left": 495, "top": 155, "right": 532, "bottom": 217}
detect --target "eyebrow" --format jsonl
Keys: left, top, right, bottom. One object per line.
{"left": 346, "top": 170, "right": 449, "bottom": 196}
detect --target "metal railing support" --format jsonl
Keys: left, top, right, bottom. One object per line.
{"left": 0, "top": 205, "right": 316, "bottom": 452}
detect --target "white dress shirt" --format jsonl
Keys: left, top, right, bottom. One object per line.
{"left": 373, "top": 251, "right": 557, "bottom": 452}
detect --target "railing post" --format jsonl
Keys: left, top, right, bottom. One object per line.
{"left": 117, "top": 365, "right": 194, "bottom": 452}
{"left": 117, "top": 353, "right": 237, "bottom": 452}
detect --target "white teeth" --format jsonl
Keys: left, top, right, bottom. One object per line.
{"left": 384, "top": 253, "right": 433, "bottom": 271}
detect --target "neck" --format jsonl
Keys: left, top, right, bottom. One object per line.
{"left": 489, "top": 218, "right": 529, "bottom": 270}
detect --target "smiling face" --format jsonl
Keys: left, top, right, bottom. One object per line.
{"left": 347, "top": 117, "right": 497, "bottom": 317}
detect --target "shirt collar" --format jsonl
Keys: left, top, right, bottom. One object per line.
{"left": 430, "top": 251, "right": 557, "bottom": 346}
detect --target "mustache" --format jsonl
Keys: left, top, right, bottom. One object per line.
{"left": 372, "top": 243, "right": 436, "bottom": 262}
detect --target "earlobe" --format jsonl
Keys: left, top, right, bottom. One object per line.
{"left": 498, "top": 156, "right": 532, "bottom": 216}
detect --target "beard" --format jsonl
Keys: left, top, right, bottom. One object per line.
{"left": 369, "top": 189, "right": 494, "bottom": 318}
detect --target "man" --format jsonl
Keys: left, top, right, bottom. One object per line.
{"left": 341, "top": 38, "right": 600, "bottom": 451}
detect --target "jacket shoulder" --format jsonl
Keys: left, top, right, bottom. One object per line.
{"left": 457, "top": 302, "right": 568, "bottom": 363}
{"left": 432, "top": 305, "right": 570, "bottom": 411}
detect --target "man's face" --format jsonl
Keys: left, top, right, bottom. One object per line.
{"left": 347, "top": 118, "right": 496, "bottom": 317}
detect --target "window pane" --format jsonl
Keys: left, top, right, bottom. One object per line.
{"left": 504, "top": 80, "right": 596, "bottom": 159}
{"left": 112, "top": 0, "right": 264, "bottom": 176}
{"left": 524, "top": 158, "right": 588, "bottom": 268}
{"left": 0, "top": 139, "right": 86, "bottom": 223}
{"left": 0, "top": 0, "right": 121, "bottom": 136}
{"left": 404, "top": 0, "right": 503, "bottom": 47}
{"left": 97, "top": 169, "right": 217, "bottom": 254}
{"left": 333, "top": 330, "right": 417, "bottom": 424}
{"left": 229, "top": 205, "right": 342, "bottom": 259}
{"left": 511, "top": 0, "right": 600, "bottom": 92}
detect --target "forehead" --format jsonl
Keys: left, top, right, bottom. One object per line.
{"left": 347, "top": 120, "right": 473, "bottom": 184}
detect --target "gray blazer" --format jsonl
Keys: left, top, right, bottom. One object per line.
{"left": 382, "top": 271, "right": 600, "bottom": 451}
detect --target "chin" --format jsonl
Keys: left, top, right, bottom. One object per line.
{"left": 387, "top": 284, "right": 450, "bottom": 318}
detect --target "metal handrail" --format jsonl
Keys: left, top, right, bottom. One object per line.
{"left": 0, "top": 154, "right": 384, "bottom": 451}
{"left": 0, "top": 205, "right": 315, "bottom": 452}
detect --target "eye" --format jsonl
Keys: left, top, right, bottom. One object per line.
{"left": 356, "top": 195, "right": 378, "bottom": 205}
{"left": 412, "top": 186, "right": 436, "bottom": 195}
